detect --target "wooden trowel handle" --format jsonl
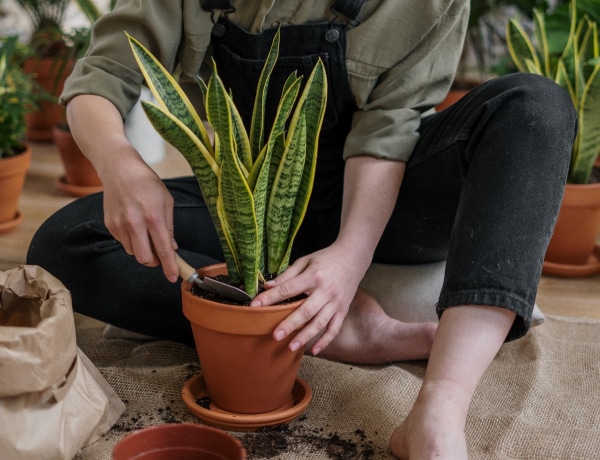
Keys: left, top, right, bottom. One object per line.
{"left": 174, "top": 253, "right": 198, "bottom": 283}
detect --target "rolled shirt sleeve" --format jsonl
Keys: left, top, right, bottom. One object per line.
{"left": 344, "top": 0, "right": 469, "bottom": 162}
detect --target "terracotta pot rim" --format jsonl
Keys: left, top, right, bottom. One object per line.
{"left": 112, "top": 422, "right": 247, "bottom": 459}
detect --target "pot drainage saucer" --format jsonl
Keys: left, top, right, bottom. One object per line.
{"left": 182, "top": 372, "right": 312, "bottom": 432}
{"left": 542, "top": 244, "right": 600, "bottom": 277}
{"left": 56, "top": 176, "right": 103, "bottom": 197}
{"left": 0, "top": 211, "right": 23, "bottom": 235}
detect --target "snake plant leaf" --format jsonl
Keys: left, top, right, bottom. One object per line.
{"left": 571, "top": 62, "right": 600, "bottom": 183}
{"left": 228, "top": 89, "right": 253, "bottom": 172}
{"left": 250, "top": 28, "right": 280, "bottom": 161}
{"left": 278, "top": 59, "right": 327, "bottom": 274}
{"left": 268, "top": 112, "right": 307, "bottom": 273}
{"left": 507, "top": 19, "right": 541, "bottom": 73}
{"left": 533, "top": 9, "right": 551, "bottom": 77}
{"left": 555, "top": 59, "right": 576, "bottom": 101}
{"left": 129, "top": 29, "right": 328, "bottom": 297}
{"left": 219, "top": 139, "right": 260, "bottom": 296}
{"left": 141, "top": 101, "right": 239, "bottom": 277}
{"left": 248, "top": 73, "right": 301, "bottom": 191}
{"left": 127, "top": 33, "right": 213, "bottom": 152}
{"left": 141, "top": 101, "right": 217, "bottom": 176}
{"left": 250, "top": 75, "right": 303, "bottom": 274}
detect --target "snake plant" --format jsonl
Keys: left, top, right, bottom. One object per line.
{"left": 127, "top": 30, "right": 327, "bottom": 298}
{"left": 507, "top": 0, "right": 600, "bottom": 184}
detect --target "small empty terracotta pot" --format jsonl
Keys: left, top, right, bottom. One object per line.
{"left": 112, "top": 423, "right": 246, "bottom": 460}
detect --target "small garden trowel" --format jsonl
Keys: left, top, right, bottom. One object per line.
{"left": 175, "top": 253, "right": 252, "bottom": 303}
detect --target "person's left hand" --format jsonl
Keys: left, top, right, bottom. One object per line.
{"left": 250, "top": 241, "right": 368, "bottom": 355}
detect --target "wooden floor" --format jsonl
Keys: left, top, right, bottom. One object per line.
{"left": 2, "top": 140, "right": 600, "bottom": 319}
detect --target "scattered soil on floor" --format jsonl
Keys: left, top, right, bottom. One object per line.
{"left": 236, "top": 421, "right": 383, "bottom": 459}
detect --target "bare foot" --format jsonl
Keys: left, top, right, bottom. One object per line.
{"left": 308, "top": 288, "right": 437, "bottom": 364}
{"left": 390, "top": 381, "right": 469, "bottom": 459}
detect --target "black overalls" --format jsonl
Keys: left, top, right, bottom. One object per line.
{"left": 204, "top": 0, "right": 365, "bottom": 259}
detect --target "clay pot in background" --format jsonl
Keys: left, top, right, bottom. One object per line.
{"left": 0, "top": 145, "right": 31, "bottom": 234}
{"left": 543, "top": 182, "right": 600, "bottom": 277}
{"left": 53, "top": 123, "right": 102, "bottom": 197}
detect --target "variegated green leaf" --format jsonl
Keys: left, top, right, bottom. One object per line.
{"left": 250, "top": 28, "right": 280, "bottom": 161}
{"left": 507, "top": 19, "right": 540, "bottom": 74}
{"left": 219, "top": 143, "right": 260, "bottom": 297}
{"left": 127, "top": 33, "right": 213, "bottom": 153}
{"left": 267, "top": 112, "right": 307, "bottom": 273}
{"left": 141, "top": 101, "right": 238, "bottom": 274}
{"left": 571, "top": 63, "right": 600, "bottom": 183}
{"left": 274, "top": 59, "right": 327, "bottom": 273}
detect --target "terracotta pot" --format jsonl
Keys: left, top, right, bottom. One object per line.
{"left": 112, "top": 423, "right": 246, "bottom": 460}
{"left": 436, "top": 88, "right": 470, "bottom": 111}
{"left": 543, "top": 182, "right": 600, "bottom": 276}
{"left": 23, "top": 57, "right": 73, "bottom": 143}
{"left": 53, "top": 124, "right": 102, "bottom": 197}
{"left": 0, "top": 145, "right": 31, "bottom": 234}
{"left": 181, "top": 263, "right": 305, "bottom": 415}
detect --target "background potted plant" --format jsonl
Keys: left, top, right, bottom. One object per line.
{"left": 14, "top": 0, "right": 89, "bottom": 142}
{"left": 52, "top": 0, "right": 164, "bottom": 196}
{"left": 0, "top": 35, "right": 37, "bottom": 234}
{"left": 127, "top": 29, "right": 326, "bottom": 429}
{"left": 439, "top": 0, "right": 562, "bottom": 111}
{"left": 49, "top": 0, "right": 111, "bottom": 196}
{"left": 507, "top": 0, "right": 600, "bottom": 276}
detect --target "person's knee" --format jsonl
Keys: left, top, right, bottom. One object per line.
{"left": 490, "top": 73, "right": 577, "bottom": 129}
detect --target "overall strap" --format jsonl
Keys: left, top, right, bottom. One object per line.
{"left": 331, "top": 0, "right": 368, "bottom": 24}
{"left": 202, "top": 0, "right": 232, "bottom": 9}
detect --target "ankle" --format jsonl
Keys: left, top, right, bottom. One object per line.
{"left": 416, "top": 379, "right": 472, "bottom": 425}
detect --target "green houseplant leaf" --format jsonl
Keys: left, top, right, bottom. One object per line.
{"left": 507, "top": 0, "right": 600, "bottom": 184}
{"left": 128, "top": 29, "right": 327, "bottom": 298}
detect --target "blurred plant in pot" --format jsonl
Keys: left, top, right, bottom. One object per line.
{"left": 507, "top": 0, "right": 599, "bottom": 184}
{"left": 462, "top": 0, "right": 561, "bottom": 84}
{"left": 0, "top": 35, "right": 36, "bottom": 158}
{"left": 0, "top": 35, "right": 37, "bottom": 233}
{"left": 14, "top": 0, "right": 91, "bottom": 140}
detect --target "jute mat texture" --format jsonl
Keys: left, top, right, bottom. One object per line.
{"left": 74, "top": 313, "right": 600, "bottom": 460}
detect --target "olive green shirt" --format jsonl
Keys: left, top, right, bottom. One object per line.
{"left": 61, "top": 0, "right": 469, "bottom": 163}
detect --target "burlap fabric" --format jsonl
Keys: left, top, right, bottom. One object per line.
{"left": 74, "top": 313, "right": 600, "bottom": 459}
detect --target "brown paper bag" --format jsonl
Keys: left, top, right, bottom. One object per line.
{"left": 0, "top": 265, "right": 125, "bottom": 460}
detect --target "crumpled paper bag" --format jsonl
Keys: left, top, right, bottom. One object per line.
{"left": 0, "top": 265, "right": 125, "bottom": 460}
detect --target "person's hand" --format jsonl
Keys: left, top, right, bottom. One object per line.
{"left": 250, "top": 242, "right": 368, "bottom": 355}
{"left": 101, "top": 158, "right": 179, "bottom": 283}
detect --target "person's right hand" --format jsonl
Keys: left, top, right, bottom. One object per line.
{"left": 101, "top": 157, "right": 179, "bottom": 283}
{"left": 66, "top": 95, "right": 180, "bottom": 284}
